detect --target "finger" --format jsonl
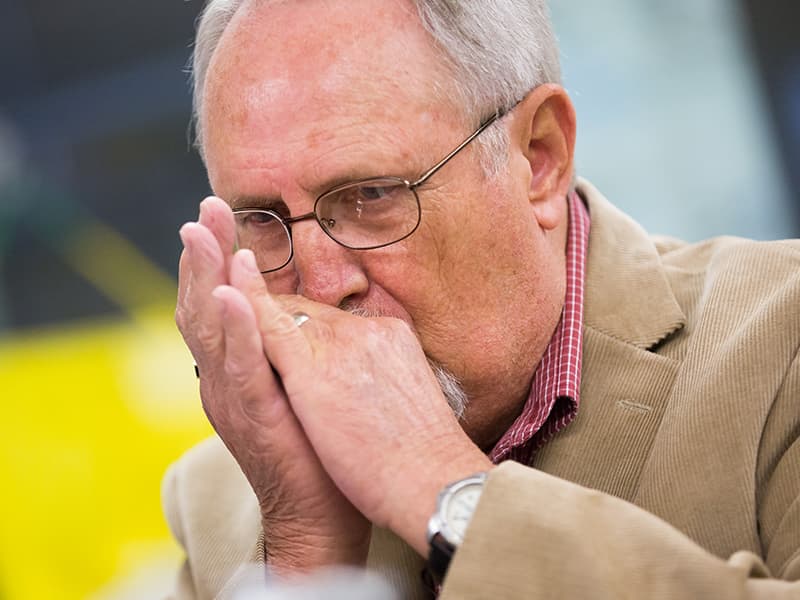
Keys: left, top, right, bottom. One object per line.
{"left": 211, "top": 285, "right": 283, "bottom": 418}
{"left": 177, "top": 195, "right": 233, "bottom": 307}
{"left": 177, "top": 248, "right": 191, "bottom": 306}
{"left": 227, "top": 250, "right": 334, "bottom": 323}
{"left": 229, "top": 249, "right": 314, "bottom": 376}
{"left": 178, "top": 222, "right": 229, "bottom": 356}
{"left": 198, "top": 196, "right": 236, "bottom": 271}
{"left": 229, "top": 248, "right": 270, "bottom": 299}
{"left": 272, "top": 294, "right": 334, "bottom": 319}
{"left": 179, "top": 221, "right": 229, "bottom": 296}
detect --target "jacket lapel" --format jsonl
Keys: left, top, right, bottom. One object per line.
{"left": 533, "top": 179, "right": 686, "bottom": 503}
{"left": 580, "top": 179, "right": 686, "bottom": 349}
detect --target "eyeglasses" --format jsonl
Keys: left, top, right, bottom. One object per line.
{"left": 232, "top": 106, "right": 510, "bottom": 273}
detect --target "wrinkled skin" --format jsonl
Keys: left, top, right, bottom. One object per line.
{"left": 177, "top": 203, "right": 371, "bottom": 571}
{"left": 178, "top": 199, "right": 492, "bottom": 561}
{"left": 177, "top": 0, "right": 575, "bottom": 569}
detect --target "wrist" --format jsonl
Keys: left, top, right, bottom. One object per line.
{"left": 425, "top": 471, "right": 488, "bottom": 585}
{"left": 262, "top": 518, "right": 370, "bottom": 576}
{"left": 383, "top": 442, "right": 492, "bottom": 556}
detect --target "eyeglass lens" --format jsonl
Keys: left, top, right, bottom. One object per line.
{"left": 234, "top": 210, "right": 293, "bottom": 272}
{"left": 234, "top": 178, "right": 420, "bottom": 273}
{"left": 316, "top": 179, "right": 419, "bottom": 247}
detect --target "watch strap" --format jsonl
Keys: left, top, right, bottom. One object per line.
{"left": 427, "top": 531, "right": 455, "bottom": 584}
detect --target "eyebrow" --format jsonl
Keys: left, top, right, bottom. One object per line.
{"left": 227, "top": 166, "right": 404, "bottom": 215}
{"left": 229, "top": 196, "right": 289, "bottom": 214}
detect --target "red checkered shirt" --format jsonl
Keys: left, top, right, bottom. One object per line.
{"left": 489, "top": 192, "right": 591, "bottom": 465}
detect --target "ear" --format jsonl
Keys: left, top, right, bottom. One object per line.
{"left": 511, "top": 84, "right": 576, "bottom": 231}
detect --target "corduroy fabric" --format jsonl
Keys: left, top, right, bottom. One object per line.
{"left": 162, "top": 179, "right": 800, "bottom": 599}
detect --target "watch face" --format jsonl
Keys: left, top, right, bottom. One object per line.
{"left": 442, "top": 481, "right": 484, "bottom": 545}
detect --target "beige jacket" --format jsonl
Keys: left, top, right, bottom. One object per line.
{"left": 162, "top": 180, "right": 800, "bottom": 599}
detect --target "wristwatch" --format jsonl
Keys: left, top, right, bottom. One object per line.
{"left": 426, "top": 472, "right": 487, "bottom": 583}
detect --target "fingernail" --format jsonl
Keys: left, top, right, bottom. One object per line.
{"left": 199, "top": 196, "right": 221, "bottom": 218}
{"left": 179, "top": 222, "right": 195, "bottom": 246}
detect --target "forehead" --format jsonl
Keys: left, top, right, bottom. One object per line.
{"left": 203, "top": 0, "right": 461, "bottom": 178}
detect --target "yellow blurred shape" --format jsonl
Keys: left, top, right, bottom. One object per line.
{"left": 0, "top": 305, "right": 211, "bottom": 599}
{"left": 62, "top": 221, "right": 180, "bottom": 317}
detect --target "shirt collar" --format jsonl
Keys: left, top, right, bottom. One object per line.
{"left": 489, "top": 191, "right": 591, "bottom": 464}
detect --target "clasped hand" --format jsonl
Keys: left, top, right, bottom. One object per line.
{"left": 176, "top": 197, "right": 491, "bottom": 571}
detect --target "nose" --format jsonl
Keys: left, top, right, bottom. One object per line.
{"left": 289, "top": 219, "right": 370, "bottom": 307}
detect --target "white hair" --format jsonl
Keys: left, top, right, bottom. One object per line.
{"left": 428, "top": 359, "right": 469, "bottom": 420}
{"left": 190, "top": 0, "right": 562, "bottom": 176}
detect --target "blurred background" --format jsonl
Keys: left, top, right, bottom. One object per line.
{"left": 0, "top": 0, "right": 797, "bottom": 598}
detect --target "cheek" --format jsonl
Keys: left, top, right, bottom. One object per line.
{"left": 357, "top": 209, "right": 480, "bottom": 345}
{"left": 358, "top": 181, "right": 537, "bottom": 339}
{"left": 362, "top": 240, "right": 439, "bottom": 312}
{"left": 413, "top": 186, "right": 534, "bottom": 300}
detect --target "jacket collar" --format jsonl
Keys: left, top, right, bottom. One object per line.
{"left": 577, "top": 178, "right": 686, "bottom": 350}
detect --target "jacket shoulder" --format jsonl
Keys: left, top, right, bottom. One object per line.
{"left": 654, "top": 235, "right": 800, "bottom": 336}
{"left": 162, "top": 436, "right": 261, "bottom": 598}
{"left": 655, "top": 234, "right": 800, "bottom": 275}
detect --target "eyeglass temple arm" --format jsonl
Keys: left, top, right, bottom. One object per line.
{"left": 410, "top": 108, "right": 506, "bottom": 188}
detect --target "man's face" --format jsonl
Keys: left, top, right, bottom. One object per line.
{"left": 202, "top": 0, "right": 566, "bottom": 446}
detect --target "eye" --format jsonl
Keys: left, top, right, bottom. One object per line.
{"left": 250, "top": 212, "right": 275, "bottom": 224}
{"left": 358, "top": 185, "right": 392, "bottom": 201}
{"left": 237, "top": 210, "right": 281, "bottom": 227}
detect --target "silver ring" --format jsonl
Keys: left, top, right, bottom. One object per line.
{"left": 292, "top": 312, "right": 310, "bottom": 328}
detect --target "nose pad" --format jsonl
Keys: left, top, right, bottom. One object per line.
{"left": 319, "top": 217, "right": 336, "bottom": 232}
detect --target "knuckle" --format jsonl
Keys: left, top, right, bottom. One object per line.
{"left": 195, "top": 324, "right": 221, "bottom": 348}
{"left": 175, "top": 306, "right": 188, "bottom": 332}
{"left": 312, "top": 320, "right": 337, "bottom": 345}
{"left": 389, "top": 317, "right": 413, "bottom": 334}
{"left": 224, "top": 356, "right": 253, "bottom": 385}
{"left": 266, "top": 312, "right": 301, "bottom": 338}
{"left": 363, "top": 319, "right": 388, "bottom": 342}
{"left": 375, "top": 316, "right": 411, "bottom": 339}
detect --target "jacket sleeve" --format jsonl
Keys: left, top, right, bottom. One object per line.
{"left": 756, "top": 349, "right": 800, "bottom": 587}
{"left": 160, "top": 437, "right": 265, "bottom": 600}
{"left": 441, "top": 353, "right": 800, "bottom": 600}
{"left": 440, "top": 461, "right": 798, "bottom": 599}
{"left": 161, "top": 461, "right": 199, "bottom": 600}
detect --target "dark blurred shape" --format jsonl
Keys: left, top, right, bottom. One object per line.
{"left": 0, "top": 0, "right": 201, "bottom": 103}
{"left": 0, "top": 0, "right": 798, "bottom": 332}
{"left": 742, "top": 0, "right": 800, "bottom": 227}
{"left": 0, "top": 0, "right": 208, "bottom": 331}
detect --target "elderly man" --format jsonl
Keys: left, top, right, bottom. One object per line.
{"left": 165, "top": 0, "right": 800, "bottom": 598}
